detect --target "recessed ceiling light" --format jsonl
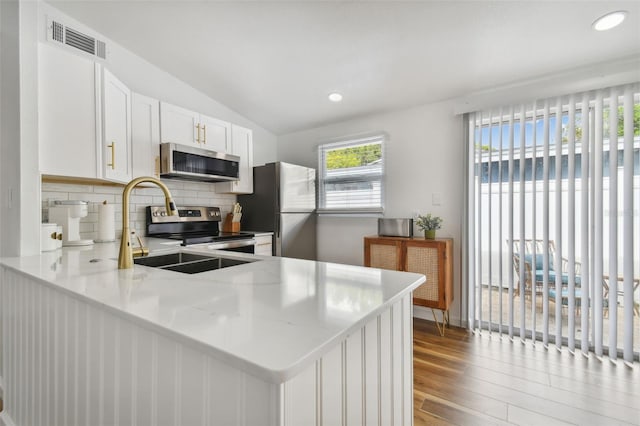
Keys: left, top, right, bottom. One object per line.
{"left": 328, "top": 92, "right": 343, "bottom": 102}
{"left": 592, "top": 10, "right": 627, "bottom": 31}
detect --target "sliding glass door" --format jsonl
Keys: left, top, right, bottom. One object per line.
{"left": 466, "top": 84, "right": 639, "bottom": 362}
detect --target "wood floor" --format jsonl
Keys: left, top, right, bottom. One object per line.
{"left": 413, "top": 318, "right": 640, "bottom": 425}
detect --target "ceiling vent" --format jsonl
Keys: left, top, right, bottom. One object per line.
{"left": 48, "top": 19, "right": 107, "bottom": 60}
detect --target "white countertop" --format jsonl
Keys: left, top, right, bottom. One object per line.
{"left": 0, "top": 239, "right": 425, "bottom": 383}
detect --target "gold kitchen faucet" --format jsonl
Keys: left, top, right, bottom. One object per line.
{"left": 118, "top": 176, "right": 178, "bottom": 269}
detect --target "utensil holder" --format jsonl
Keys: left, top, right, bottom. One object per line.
{"left": 222, "top": 213, "right": 240, "bottom": 233}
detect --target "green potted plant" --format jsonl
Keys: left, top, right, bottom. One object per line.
{"left": 415, "top": 213, "right": 443, "bottom": 239}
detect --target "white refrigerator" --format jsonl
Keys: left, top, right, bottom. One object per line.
{"left": 238, "top": 162, "right": 316, "bottom": 260}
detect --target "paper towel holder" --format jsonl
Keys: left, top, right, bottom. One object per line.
{"left": 95, "top": 200, "right": 116, "bottom": 243}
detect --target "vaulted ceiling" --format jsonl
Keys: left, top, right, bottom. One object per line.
{"left": 47, "top": 1, "right": 640, "bottom": 134}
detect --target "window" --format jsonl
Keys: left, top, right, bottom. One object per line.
{"left": 317, "top": 134, "right": 385, "bottom": 213}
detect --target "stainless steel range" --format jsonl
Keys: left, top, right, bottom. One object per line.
{"left": 145, "top": 206, "right": 256, "bottom": 253}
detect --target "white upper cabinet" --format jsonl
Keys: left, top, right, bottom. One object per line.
{"left": 131, "top": 93, "right": 160, "bottom": 178}
{"left": 159, "top": 101, "right": 231, "bottom": 152}
{"left": 99, "top": 67, "right": 132, "bottom": 183}
{"left": 39, "top": 44, "right": 98, "bottom": 179}
{"left": 198, "top": 114, "right": 231, "bottom": 153}
{"left": 159, "top": 102, "right": 199, "bottom": 146}
{"left": 39, "top": 44, "right": 133, "bottom": 184}
{"left": 215, "top": 124, "right": 254, "bottom": 194}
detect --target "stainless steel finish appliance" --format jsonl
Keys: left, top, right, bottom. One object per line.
{"left": 378, "top": 218, "right": 414, "bottom": 237}
{"left": 145, "top": 206, "right": 256, "bottom": 253}
{"left": 160, "top": 143, "right": 240, "bottom": 182}
{"left": 238, "top": 162, "right": 316, "bottom": 260}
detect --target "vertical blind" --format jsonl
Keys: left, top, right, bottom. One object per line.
{"left": 466, "top": 83, "right": 639, "bottom": 362}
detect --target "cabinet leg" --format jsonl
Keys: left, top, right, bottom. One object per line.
{"left": 431, "top": 309, "right": 449, "bottom": 336}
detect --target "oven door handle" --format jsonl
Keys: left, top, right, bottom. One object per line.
{"left": 205, "top": 238, "right": 256, "bottom": 250}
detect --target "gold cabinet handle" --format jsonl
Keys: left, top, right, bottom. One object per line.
{"left": 196, "top": 124, "right": 201, "bottom": 144}
{"left": 107, "top": 142, "right": 115, "bottom": 169}
{"left": 202, "top": 124, "right": 207, "bottom": 144}
{"left": 50, "top": 232, "right": 57, "bottom": 240}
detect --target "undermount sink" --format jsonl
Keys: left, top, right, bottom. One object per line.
{"left": 134, "top": 252, "right": 255, "bottom": 274}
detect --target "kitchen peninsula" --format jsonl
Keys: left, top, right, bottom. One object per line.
{"left": 0, "top": 241, "right": 424, "bottom": 426}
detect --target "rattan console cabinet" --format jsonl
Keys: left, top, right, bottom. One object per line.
{"left": 364, "top": 236, "right": 453, "bottom": 334}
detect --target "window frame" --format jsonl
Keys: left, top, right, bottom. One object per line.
{"left": 317, "top": 133, "right": 386, "bottom": 215}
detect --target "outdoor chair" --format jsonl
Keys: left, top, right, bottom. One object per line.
{"left": 511, "top": 239, "right": 582, "bottom": 298}
{"left": 603, "top": 275, "right": 640, "bottom": 317}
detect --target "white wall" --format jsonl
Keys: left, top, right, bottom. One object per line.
{"left": 39, "top": 3, "right": 278, "bottom": 166}
{"left": 1, "top": 0, "right": 41, "bottom": 258}
{"left": 277, "top": 100, "right": 465, "bottom": 324}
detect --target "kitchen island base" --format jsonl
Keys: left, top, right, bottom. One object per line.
{"left": 0, "top": 266, "right": 414, "bottom": 426}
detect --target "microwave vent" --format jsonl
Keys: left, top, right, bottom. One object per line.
{"left": 48, "top": 19, "right": 107, "bottom": 60}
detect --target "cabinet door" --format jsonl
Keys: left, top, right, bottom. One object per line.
{"left": 215, "top": 125, "right": 253, "bottom": 194}
{"left": 405, "top": 240, "right": 444, "bottom": 309}
{"left": 131, "top": 93, "right": 160, "bottom": 178}
{"left": 39, "top": 44, "right": 97, "bottom": 179}
{"left": 159, "top": 102, "right": 199, "bottom": 146}
{"left": 101, "top": 67, "right": 132, "bottom": 182}
{"left": 199, "top": 114, "right": 231, "bottom": 152}
{"left": 364, "top": 238, "right": 403, "bottom": 271}
{"left": 254, "top": 234, "right": 273, "bottom": 256}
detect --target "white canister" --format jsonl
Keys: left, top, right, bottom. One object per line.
{"left": 41, "top": 223, "right": 61, "bottom": 252}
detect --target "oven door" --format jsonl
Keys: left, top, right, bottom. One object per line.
{"left": 205, "top": 238, "right": 256, "bottom": 254}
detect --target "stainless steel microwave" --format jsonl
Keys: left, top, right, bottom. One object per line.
{"left": 159, "top": 143, "right": 240, "bottom": 182}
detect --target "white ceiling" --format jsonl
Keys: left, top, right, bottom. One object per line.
{"left": 47, "top": 0, "right": 640, "bottom": 135}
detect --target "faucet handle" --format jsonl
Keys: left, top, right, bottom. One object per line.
{"left": 131, "top": 231, "right": 149, "bottom": 258}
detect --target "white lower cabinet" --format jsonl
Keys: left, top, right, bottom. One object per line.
{"left": 215, "top": 124, "right": 254, "bottom": 194}
{"left": 254, "top": 234, "right": 273, "bottom": 256}
{"left": 131, "top": 93, "right": 160, "bottom": 178}
{"left": 2, "top": 267, "right": 413, "bottom": 426}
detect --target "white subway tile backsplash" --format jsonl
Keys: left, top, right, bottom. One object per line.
{"left": 42, "top": 191, "right": 69, "bottom": 201}
{"left": 43, "top": 183, "right": 94, "bottom": 193}
{"left": 164, "top": 181, "right": 185, "bottom": 190}
{"left": 129, "top": 195, "right": 154, "bottom": 205}
{"left": 42, "top": 181, "right": 236, "bottom": 240}
{"left": 69, "top": 192, "right": 117, "bottom": 204}
{"left": 91, "top": 185, "right": 126, "bottom": 195}
{"left": 181, "top": 182, "right": 209, "bottom": 191}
